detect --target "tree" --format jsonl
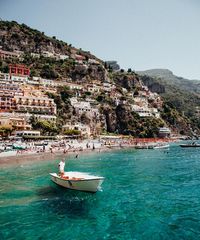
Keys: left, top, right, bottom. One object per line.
{"left": 59, "top": 86, "right": 73, "bottom": 102}
{"left": 40, "top": 64, "right": 58, "bottom": 79}
{"left": 0, "top": 125, "right": 13, "bottom": 137}
{"left": 63, "top": 129, "right": 81, "bottom": 135}
{"left": 30, "top": 117, "right": 58, "bottom": 135}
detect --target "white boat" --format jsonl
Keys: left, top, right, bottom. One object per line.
{"left": 50, "top": 171, "right": 105, "bottom": 193}
{"left": 153, "top": 144, "right": 170, "bottom": 149}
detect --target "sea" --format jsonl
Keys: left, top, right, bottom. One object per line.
{"left": 1, "top": 143, "right": 200, "bottom": 240}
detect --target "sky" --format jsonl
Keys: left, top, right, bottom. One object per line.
{"left": 0, "top": 0, "right": 200, "bottom": 79}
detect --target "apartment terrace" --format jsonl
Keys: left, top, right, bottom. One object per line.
{"left": 0, "top": 83, "right": 24, "bottom": 97}
{"left": 0, "top": 96, "right": 16, "bottom": 112}
{"left": 0, "top": 115, "right": 31, "bottom": 131}
{"left": 14, "top": 96, "right": 57, "bottom": 115}
{"left": 0, "top": 49, "right": 21, "bottom": 60}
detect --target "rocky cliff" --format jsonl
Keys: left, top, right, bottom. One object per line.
{"left": 0, "top": 20, "right": 199, "bottom": 137}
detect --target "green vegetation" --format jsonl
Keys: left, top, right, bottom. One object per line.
{"left": 0, "top": 125, "right": 13, "bottom": 137}
{"left": 30, "top": 117, "right": 58, "bottom": 135}
{"left": 63, "top": 129, "right": 81, "bottom": 135}
{"left": 0, "top": 20, "right": 199, "bottom": 136}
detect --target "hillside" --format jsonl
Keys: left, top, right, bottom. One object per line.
{"left": 0, "top": 20, "right": 199, "bottom": 137}
{"left": 138, "top": 69, "right": 200, "bottom": 120}
{"left": 137, "top": 69, "right": 200, "bottom": 96}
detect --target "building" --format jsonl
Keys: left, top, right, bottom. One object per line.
{"left": 39, "top": 78, "right": 55, "bottom": 87}
{"left": 87, "top": 84, "right": 101, "bottom": 93}
{"left": 14, "top": 96, "right": 57, "bottom": 115}
{"left": 159, "top": 127, "right": 171, "bottom": 138}
{"left": 0, "top": 83, "right": 24, "bottom": 97}
{"left": 30, "top": 52, "right": 40, "bottom": 58}
{"left": 0, "top": 115, "right": 31, "bottom": 131}
{"left": 56, "top": 54, "right": 69, "bottom": 60}
{"left": 0, "top": 96, "right": 16, "bottom": 112}
{"left": 134, "top": 96, "right": 148, "bottom": 108}
{"left": 67, "top": 83, "right": 83, "bottom": 91}
{"left": 0, "top": 112, "right": 56, "bottom": 123}
{"left": 9, "top": 64, "right": 30, "bottom": 76}
{"left": 103, "top": 82, "right": 115, "bottom": 92}
{"left": 15, "top": 130, "right": 40, "bottom": 137}
{"left": 0, "top": 72, "right": 10, "bottom": 83}
{"left": 131, "top": 105, "right": 152, "bottom": 117}
{"left": 0, "top": 49, "right": 21, "bottom": 60}
{"left": 41, "top": 51, "right": 55, "bottom": 58}
{"left": 131, "top": 105, "right": 160, "bottom": 118}
{"left": 70, "top": 97, "right": 99, "bottom": 118}
{"left": 10, "top": 75, "right": 28, "bottom": 83}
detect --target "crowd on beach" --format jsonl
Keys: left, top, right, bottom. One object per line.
{"left": 0, "top": 136, "right": 177, "bottom": 159}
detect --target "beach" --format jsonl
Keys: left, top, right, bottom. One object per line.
{"left": 0, "top": 137, "right": 176, "bottom": 167}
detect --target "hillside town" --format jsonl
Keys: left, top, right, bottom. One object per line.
{"left": 0, "top": 46, "right": 171, "bottom": 142}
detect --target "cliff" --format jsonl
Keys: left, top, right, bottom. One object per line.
{"left": 0, "top": 20, "right": 199, "bottom": 137}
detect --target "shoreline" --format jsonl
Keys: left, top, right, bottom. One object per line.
{"left": 0, "top": 138, "right": 178, "bottom": 167}
{"left": 0, "top": 145, "right": 126, "bottom": 167}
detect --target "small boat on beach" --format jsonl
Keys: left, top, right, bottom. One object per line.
{"left": 13, "top": 143, "right": 27, "bottom": 150}
{"left": 50, "top": 171, "right": 105, "bottom": 193}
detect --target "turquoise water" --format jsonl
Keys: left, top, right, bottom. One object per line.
{"left": 1, "top": 145, "right": 200, "bottom": 239}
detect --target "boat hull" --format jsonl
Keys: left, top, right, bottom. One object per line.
{"left": 180, "top": 144, "right": 200, "bottom": 148}
{"left": 50, "top": 173, "right": 104, "bottom": 193}
{"left": 154, "top": 144, "right": 170, "bottom": 149}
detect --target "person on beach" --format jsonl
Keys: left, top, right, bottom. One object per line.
{"left": 50, "top": 147, "right": 54, "bottom": 153}
{"left": 58, "top": 159, "right": 65, "bottom": 177}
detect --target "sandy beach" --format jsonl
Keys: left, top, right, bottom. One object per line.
{"left": 0, "top": 137, "right": 176, "bottom": 167}
{"left": 0, "top": 144, "right": 122, "bottom": 167}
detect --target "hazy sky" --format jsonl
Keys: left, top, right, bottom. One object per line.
{"left": 0, "top": 0, "right": 200, "bottom": 79}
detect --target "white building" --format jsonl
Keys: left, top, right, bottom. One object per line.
{"left": 39, "top": 78, "right": 55, "bottom": 87}
{"left": 59, "top": 54, "right": 69, "bottom": 60}
{"left": 67, "top": 83, "right": 83, "bottom": 91}
{"left": 134, "top": 96, "right": 148, "bottom": 108}
{"left": 159, "top": 127, "right": 171, "bottom": 138}
{"left": 0, "top": 72, "right": 10, "bottom": 83}
{"left": 41, "top": 51, "right": 55, "bottom": 58}
{"left": 11, "top": 74, "right": 28, "bottom": 83}
{"left": 31, "top": 53, "right": 40, "bottom": 58}
{"left": 70, "top": 97, "right": 99, "bottom": 118}
{"left": 87, "top": 84, "right": 101, "bottom": 93}
{"left": 15, "top": 130, "right": 40, "bottom": 137}
{"left": 88, "top": 59, "right": 100, "bottom": 64}
{"left": 103, "top": 82, "right": 115, "bottom": 92}
{"left": 132, "top": 104, "right": 160, "bottom": 118}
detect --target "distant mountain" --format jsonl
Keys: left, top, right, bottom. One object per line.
{"left": 137, "top": 69, "right": 200, "bottom": 121}
{"left": 137, "top": 69, "right": 200, "bottom": 96}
